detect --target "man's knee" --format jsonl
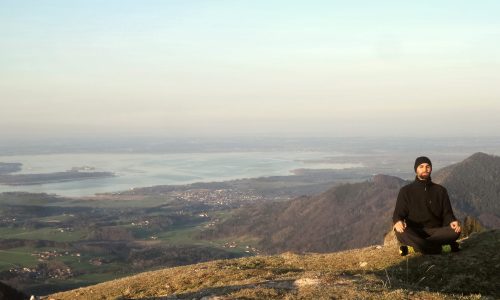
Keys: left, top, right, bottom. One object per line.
{"left": 395, "top": 228, "right": 423, "bottom": 244}
{"left": 429, "top": 226, "right": 460, "bottom": 242}
{"left": 441, "top": 226, "right": 460, "bottom": 240}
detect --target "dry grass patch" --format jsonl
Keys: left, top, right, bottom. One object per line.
{"left": 46, "top": 230, "right": 499, "bottom": 300}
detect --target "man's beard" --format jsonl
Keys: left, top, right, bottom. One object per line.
{"left": 419, "top": 173, "right": 430, "bottom": 180}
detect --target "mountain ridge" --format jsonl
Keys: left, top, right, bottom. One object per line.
{"left": 433, "top": 152, "right": 500, "bottom": 227}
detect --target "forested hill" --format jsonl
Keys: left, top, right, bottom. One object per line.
{"left": 201, "top": 174, "right": 406, "bottom": 253}
{"left": 433, "top": 152, "right": 500, "bottom": 228}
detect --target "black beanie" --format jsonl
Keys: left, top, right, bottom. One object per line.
{"left": 414, "top": 156, "right": 432, "bottom": 172}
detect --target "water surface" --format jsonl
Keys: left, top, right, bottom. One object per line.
{"left": 0, "top": 152, "right": 361, "bottom": 197}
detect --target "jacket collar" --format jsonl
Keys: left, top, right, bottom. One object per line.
{"left": 414, "top": 176, "right": 433, "bottom": 187}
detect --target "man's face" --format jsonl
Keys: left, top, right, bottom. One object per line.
{"left": 416, "top": 163, "right": 432, "bottom": 180}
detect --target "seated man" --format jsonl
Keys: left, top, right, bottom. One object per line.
{"left": 393, "top": 156, "right": 461, "bottom": 255}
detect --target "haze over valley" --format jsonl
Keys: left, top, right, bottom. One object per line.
{"left": 2, "top": 137, "right": 499, "bottom": 196}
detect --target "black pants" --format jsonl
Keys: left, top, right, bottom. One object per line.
{"left": 395, "top": 226, "right": 460, "bottom": 254}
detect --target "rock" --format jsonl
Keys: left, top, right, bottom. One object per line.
{"left": 383, "top": 229, "right": 399, "bottom": 246}
{"left": 294, "top": 278, "right": 320, "bottom": 287}
{"left": 0, "top": 281, "right": 29, "bottom": 300}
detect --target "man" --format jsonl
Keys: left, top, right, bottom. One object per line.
{"left": 393, "top": 156, "right": 461, "bottom": 255}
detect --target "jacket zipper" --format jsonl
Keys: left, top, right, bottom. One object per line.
{"left": 425, "top": 184, "right": 431, "bottom": 203}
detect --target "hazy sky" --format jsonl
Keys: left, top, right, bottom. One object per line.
{"left": 1, "top": 1, "right": 499, "bottom": 139}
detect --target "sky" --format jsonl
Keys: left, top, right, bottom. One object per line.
{"left": 1, "top": 0, "right": 500, "bottom": 140}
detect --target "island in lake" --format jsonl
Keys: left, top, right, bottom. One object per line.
{"left": 0, "top": 162, "right": 115, "bottom": 185}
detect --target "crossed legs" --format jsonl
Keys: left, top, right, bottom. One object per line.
{"left": 395, "top": 226, "right": 460, "bottom": 254}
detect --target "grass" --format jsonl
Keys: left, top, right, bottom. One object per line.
{"left": 378, "top": 230, "right": 500, "bottom": 295}
{"left": 153, "top": 221, "right": 256, "bottom": 256}
{"left": 156, "top": 222, "right": 216, "bottom": 246}
{"left": 0, "top": 227, "right": 87, "bottom": 242}
{"left": 47, "top": 230, "right": 500, "bottom": 300}
{"left": 37, "top": 214, "right": 75, "bottom": 223}
{"left": 0, "top": 247, "right": 39, "bottom": 270}
{"left": 70, "top": 271, "right": 131, "bottom": 285}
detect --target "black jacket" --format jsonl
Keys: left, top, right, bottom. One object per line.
{"left": 393, "top": 177, "right": 457, "bottom": 228}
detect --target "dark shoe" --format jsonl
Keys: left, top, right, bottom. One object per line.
{"left": 399, "top": 245, "right": 408, "bottom": 256}
{"left": 399, "top": 245, "right": 414, "bottom": 256}
{"left": 450, "top": 241, "right": 460, "bottom": 252}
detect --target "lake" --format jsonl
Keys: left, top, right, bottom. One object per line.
{"left": 0, "top": 151, "right": 362, "bottom": 197}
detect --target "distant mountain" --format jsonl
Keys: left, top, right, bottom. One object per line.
{"left": 433, "top": 152, "right": 500, "bottom": 228}
{"left": 203, "top": 152, "right": 500, "bottom": 254}
{"left": 202, "top": 174, "right": 406, "bottom": 253}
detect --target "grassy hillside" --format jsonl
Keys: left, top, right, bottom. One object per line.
{"left": 47, "top": 230, "right": 500, "bottom": 299}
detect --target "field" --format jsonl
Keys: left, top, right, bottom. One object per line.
{"left": 0, "top": 227, "right": 87, "bottom": 243}
{"left": 0, "top": 247, "right": 39, "bottom": 270}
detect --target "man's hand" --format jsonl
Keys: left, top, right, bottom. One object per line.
{"left": 393, "top": 220, "right": 406, "bottom": 233}
{"left": 450, "top": 221, "right": 461, "bottom": 233}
